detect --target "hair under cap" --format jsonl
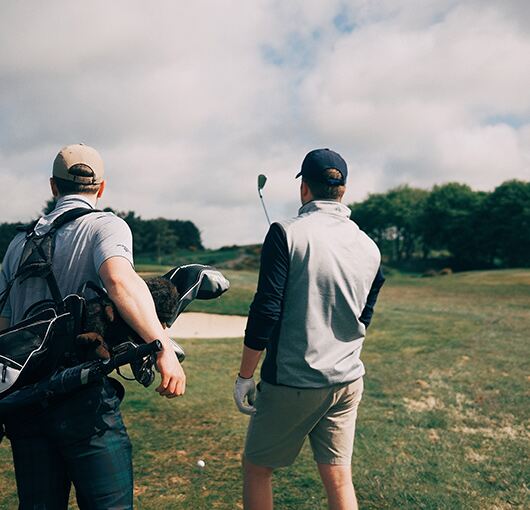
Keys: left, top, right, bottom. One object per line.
{"left": 295, "top": 148, "right": 348, "bottom": 185}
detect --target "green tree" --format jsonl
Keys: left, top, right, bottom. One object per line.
{"left": 0, "top": 223, "right": 22, "bottom": 260}
{"left": 118, "top": 212, "right": 203, "bottom": 260}
{"left": 482, "top": 180, "right": 530, "bottom": 267}
{"left": 350, "top": 186, "right": 428, "bottom": 261}
{"left": 350, "top": 192, "right": 391, "bottom": 247}
{"left": 385, "top": 186, "right": 429, "bottom": 260}
{"left": 42, "top": 198, "right": 57, "bottom": 215}
{"left": 421, "top": 183, "right": 487, "bottom": 268}
{"left": 152, "top": 219, "right": 179, "bottom": 264}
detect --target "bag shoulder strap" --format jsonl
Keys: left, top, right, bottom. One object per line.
{"left": 0, "top": 208, "right": 101, "bottom": 314}
{"left": 46, "top": 207, "right": 100, "bottom": 235}
{"left": 16, "top": 220, "right": 38, "bottom": 234}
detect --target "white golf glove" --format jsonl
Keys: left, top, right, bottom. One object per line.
{"left": 233, "top": 375, "right": 257, "bottom": 415}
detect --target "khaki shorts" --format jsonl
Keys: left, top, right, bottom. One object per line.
{"left": 244, "top": 377, "right": 363, "bottom": 468}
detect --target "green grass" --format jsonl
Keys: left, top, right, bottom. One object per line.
{"left": 185, "top": 270, "right": 257, "bottom": 316}
{"left": 1, "top": 269, "right": 529, "bottom": 508}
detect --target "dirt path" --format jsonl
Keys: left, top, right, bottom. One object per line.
{"left": 167, "top": 312, "right": 247, "bottom": 339}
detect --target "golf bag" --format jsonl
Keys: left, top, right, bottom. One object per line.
{"left": 0, "top": 208, "right": 100, "bottom": 398}
{"left": 0, "top": 340, "right": 163, "bottom": 416}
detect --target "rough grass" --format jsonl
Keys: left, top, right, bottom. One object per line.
{"left": 1, "top": 269, "right": 529, "bottom": 509}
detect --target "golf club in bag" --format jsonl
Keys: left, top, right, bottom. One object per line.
{"left": 0, "top": 340, "right": 163, "bottom": 416}
{"left": 162, "top": 263, "right": 231, "bottom": 327}
{"left": 257, "top": 174, "right": 271, "bottom": 226}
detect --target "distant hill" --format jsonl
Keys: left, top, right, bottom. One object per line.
{"left": 135, "top": 244, "right": 262, "bottom": 271}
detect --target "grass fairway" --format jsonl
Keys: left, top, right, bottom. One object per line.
{"left": 1, "top": 269, "right": 529, "bottom": 508}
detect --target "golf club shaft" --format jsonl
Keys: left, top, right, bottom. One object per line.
{"left": 259, "top": 194, "right": 271, "bottom": 226}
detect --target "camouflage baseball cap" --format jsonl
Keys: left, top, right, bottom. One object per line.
{"left": 53, "top": 143, "right": 104, "bottom": 184}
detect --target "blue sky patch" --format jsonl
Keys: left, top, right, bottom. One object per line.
{"left": 485, "top": 114, "right": 529, "bottom": 129}
{"left": 261, "top": 45, "right": 284, "bottom": 67}
{"left": 333, "top": 7, "right": 357, "bottom": 34}
{"left": 260, "top": 30, "right": 320, "bottom": 71}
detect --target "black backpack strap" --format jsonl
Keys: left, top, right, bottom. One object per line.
{"left": 0, "top": 283, "right": 14, "bottom": 319}
{"left": 16, "top": 220, "right": 38, "bottom": 234}
{"left": 15, "top": 207, "right": 96, "bottom": 236}
{"left": 0, "top": 207, "right": 101, "bottom": 315}
{"left": 39, "top": 208, "right": 101, "bottom": 306}
{"left": 46, "top": 207, "right": 100, "bottom": 235}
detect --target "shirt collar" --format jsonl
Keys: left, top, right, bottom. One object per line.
{"left": 34, "top": 195, "right": 96, "bottom": 235}
{"left": 298, "top": 200, "right": 351, "bottom": 218}
{"left": 55, "top": 194, "right": 96, "bottom": 209}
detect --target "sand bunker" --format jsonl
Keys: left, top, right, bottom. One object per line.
{"left": 168, "top": 312, "right": 247, "bottom": 339}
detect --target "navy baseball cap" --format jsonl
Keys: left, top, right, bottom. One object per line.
{"left": 296, "top": 148, "right": 348, "bottom": 185}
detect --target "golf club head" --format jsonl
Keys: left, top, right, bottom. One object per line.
{"left": 162, "top": 264, "right": 230, "bottom": 326}
{"left": 257, "top": 173, "right": 272, "bottom": 225}
{"left": 257, "top": 174, "right": 267, "bottom": 192}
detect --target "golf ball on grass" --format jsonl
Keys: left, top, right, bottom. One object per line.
{"left": 197, "top": 459, "right": 206, "bottom": 468}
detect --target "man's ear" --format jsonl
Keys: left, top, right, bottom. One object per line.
{"left": 97, "top": 180, "right": 106, "bottom": 198}
{"left": 50, "top": 178, "right": 59, "bottom": 198}
{"left": 300, "top": 180, "right": 313, "bottom": 204}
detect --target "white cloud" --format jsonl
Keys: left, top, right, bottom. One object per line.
{"left": 0, "top": 1, "right": 529, "bottom": 247}
{"left": 300, "top": 0, "right": 530, "bottom": 194}
{"left": 435, "top": 124, "right": 528, "bottom": 187}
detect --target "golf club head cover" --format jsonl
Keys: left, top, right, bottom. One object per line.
{"left": 162, "top": 264, "right": 230, "bottom": 326}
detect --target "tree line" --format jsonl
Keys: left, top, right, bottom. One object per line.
{"left": 0, "top": 200, "right": 203, "bottom": 263}
{"left": 2, "top": 181, "right": 528, "bottom": 271}
{"left": 116, "top": 210, "right": 203, "bottom": 262}
{"left": 349, "top": 180, "right": 530, "bottom": 270}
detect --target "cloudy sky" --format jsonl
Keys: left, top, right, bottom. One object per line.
{"left": 1, "top": 0, "right": 529, "bottom": 247}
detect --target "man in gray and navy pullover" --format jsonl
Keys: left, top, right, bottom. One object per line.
{"left": 233, "top": 149, "right": 385, "bottom": 510}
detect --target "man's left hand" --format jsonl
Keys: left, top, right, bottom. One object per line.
{"left": 234, "top": 375, "right": 257, "bottom": 415}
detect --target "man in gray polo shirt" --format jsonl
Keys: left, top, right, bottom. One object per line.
{"left": 0, "top": 144, "right": 186, "bottom": 509}
{"left": 233, "top": 149, "right": 385, "bottom": 510}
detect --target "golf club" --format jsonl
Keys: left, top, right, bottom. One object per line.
{"left": 257, "top": 174, "right": 271, "bottom": 226}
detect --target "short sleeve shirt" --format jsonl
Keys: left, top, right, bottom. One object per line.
{"left": 0, "top": 195, "right": 134, "bottom": 326}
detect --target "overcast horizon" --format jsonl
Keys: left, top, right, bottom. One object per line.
{"left": 1, "top": 1, "right": 529, "bottom": 248}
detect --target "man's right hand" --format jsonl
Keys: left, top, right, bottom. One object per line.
{"left": 155, "top": 343, "right": 186, "bottom": 398}
{"left": 99, "top": 257, "right": 187, "bottom": 398}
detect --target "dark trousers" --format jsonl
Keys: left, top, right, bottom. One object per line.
{"left": 5, "top": 378, "right": 133, "bottom": 510}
